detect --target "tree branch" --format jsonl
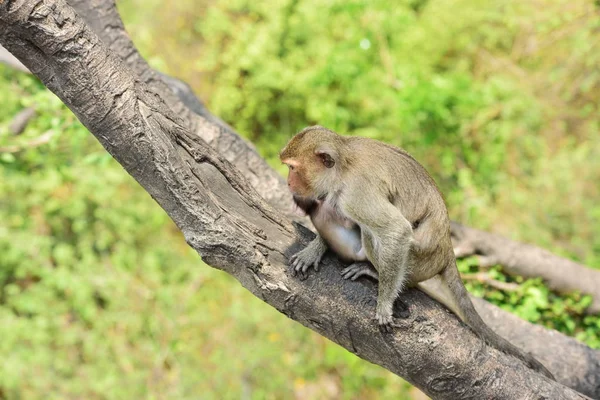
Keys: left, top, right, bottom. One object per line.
{"left": 462, "top": 272, "right": 521, "bottom": 292}
{"left": 452, "top": 222, "right": 600, "bottom": 314}
{"left": 63, "top": 0, "right": 297, "bottom": 220}
{"left": 2, "top": 1, "right": 598, "bottom": 305}
{"left": 64, "top": 0, "right": 600, "bottom": 311}
{"left": 0, "top": 40, "right": 27, "bottom": 72}
{"left": 0, "top": 129, "right": 53, "bottom": 153}
{"left": 1, "top": 0, "right": 598, "bottom": 398}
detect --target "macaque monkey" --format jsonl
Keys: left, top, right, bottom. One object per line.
{"left": 280, "top": 126, "right": 554, "bottom": 379}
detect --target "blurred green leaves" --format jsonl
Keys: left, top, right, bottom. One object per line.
{"left": 164, "top": 0, "right": 599, "bottom": 265}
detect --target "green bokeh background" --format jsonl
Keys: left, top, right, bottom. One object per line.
{"left": 1, "top": 0, "right": 599, "bottom": 398}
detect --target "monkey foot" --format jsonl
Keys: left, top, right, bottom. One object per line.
{"left": 376, "top": 312, "right": 394, "bottom": 333}
{"left": 341, "top": 262, "right": 379, "bottom": 281}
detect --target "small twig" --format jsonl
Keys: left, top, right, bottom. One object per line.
{"left": 463, "top": 272, "right": 521, "bottom": 292}
{"left": 0, "top": 130, "right": 54, "bottom": 153}
{"left": 9, "top": 107, "right": 36, "bottom": 135}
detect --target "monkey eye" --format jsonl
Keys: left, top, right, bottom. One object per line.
{"left": 287, "top": 164, "right": 295, "bottom": 171}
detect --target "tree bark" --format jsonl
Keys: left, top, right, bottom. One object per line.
{"left": 0, "top": 39, "right": 27, "bottom": 71}
{"left": 65, "top": 0, "right": 297, "bottom": 219}
{"left": 1, "top": 0, "right": 599, "bottom": 398}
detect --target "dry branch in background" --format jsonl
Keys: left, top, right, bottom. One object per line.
{"left": 452, "top": 222, "right": 600, "bottom": 314}
{"left": 0, "top": 129, "right": 54, "bottom": 153}
{"left": 1, "top": 0, "right": 599, "bottom": 398}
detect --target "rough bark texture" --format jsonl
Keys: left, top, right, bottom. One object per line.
{"left": 1, "top": 0, "right": 599, "bottom": 398}
{"left": 452, "top": 222, "right": 600, "bottom": 314}
{"left": 473, "top": 298, "right": 600, "bottom": 397}
{"left": 65, "top": 0, "right": 296, "bottom": 219}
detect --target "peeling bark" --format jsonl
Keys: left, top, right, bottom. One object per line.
{"left": 1, "top": 0, "right": 599, "bottom": 398}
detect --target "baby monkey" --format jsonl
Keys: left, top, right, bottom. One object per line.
{"left": 280, "top": 126, "right": 553, "bottom": 379}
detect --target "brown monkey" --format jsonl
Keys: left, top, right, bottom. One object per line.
{"left": 280, "top": 126, "right": 554, "bottom": 379}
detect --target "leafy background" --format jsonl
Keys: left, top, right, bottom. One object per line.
{"left": 1, "top": 0, "right": 599, "bottom": 398}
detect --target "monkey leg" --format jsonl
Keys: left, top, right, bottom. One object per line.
{"left": 375, "top": 263, "right": 409, "bottom": 332}
{"left": 290, "top": 235, "right": 328, "bottom": 278}
{"left": 373, "top": 242, "right": 412, "bottom": 333}
{"left": 377, "top": 266, "right": 409, "bottom": 332}
{"left": 341, "top": 262, "right": 379, "bottom": 281}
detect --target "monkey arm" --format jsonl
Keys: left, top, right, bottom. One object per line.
{"left": 342, "top": 188, "right": 414, "bottom": 269}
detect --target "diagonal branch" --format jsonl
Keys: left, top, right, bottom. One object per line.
{"left": 64, "top": 0, "right": 297, "bottom": 219}
{"left": 6, "top": 0, "right": 597, "bottom": 315}
{"left": 0, "top": 0, "right": 598, "bottom": 398}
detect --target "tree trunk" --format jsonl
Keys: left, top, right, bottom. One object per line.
{"left": 1, "top": 0, "right": 598, "bottom": 398}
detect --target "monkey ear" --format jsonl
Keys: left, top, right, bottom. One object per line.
{"left": 315, "top": 149, "right": 336, "bottom": 168}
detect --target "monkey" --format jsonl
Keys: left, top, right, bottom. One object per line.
{"left": 280, "top": 125, "right": 554, "bottom": 380}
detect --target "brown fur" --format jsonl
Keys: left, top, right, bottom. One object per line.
{"left": 281, "top": 126, "right": 554, "bottom": 379}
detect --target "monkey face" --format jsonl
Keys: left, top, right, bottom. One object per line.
{"left": 282, "top": 159, "right": 311, "bottom": 197}
{"left": 280, "top": 126, "right": 341, "bottom": 199}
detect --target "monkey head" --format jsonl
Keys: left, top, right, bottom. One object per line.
{"left": 279, "top": 126, "right": 345, "bottom": 199}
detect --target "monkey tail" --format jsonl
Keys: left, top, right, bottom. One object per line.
{"left": 417, "top": 263, "right": 555, "bottom": 380}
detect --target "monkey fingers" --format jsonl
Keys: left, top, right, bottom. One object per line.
{"left": 289, "top": 243, "right": 326, "bottom": 279}
{"left": 341, "top": 262, "right": 379, "bottom": 281}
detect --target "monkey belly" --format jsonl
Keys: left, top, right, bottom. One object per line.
{"left": 309, "top": 199, "right": 367, "bottom": 262}
{"left": 321, "top": 225, "right": 367, "bottom": 262}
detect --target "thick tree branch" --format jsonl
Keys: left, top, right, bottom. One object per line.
{"left": 1, "top": 0, "right": 599, "bottom": 398}
{"left": 472, "top": 298, "right": 600, "bottom": 397}
{"left": 452, "top": 222, "right": 600, "bottom": 314}
{"left": 63, "top": 0, "right": 296, "bottom": 219}
{"left": 8, "top": 0, "right": 598, "bottom": 317}
{"left": 3, "top": 1, "right": 599, "bottom": 306}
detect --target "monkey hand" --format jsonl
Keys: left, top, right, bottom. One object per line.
{"left": 290, "top": 236, "right": 328, "bottom": 279}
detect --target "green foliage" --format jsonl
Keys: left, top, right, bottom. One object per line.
{"left": 457, "top": 258, "right": 599, "bottom": 348}
{"left": 1, "top": 0, "right": 600, "bottom": 398}
{"left": 178, "top": 0, "right": 599, "bottom": 265}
